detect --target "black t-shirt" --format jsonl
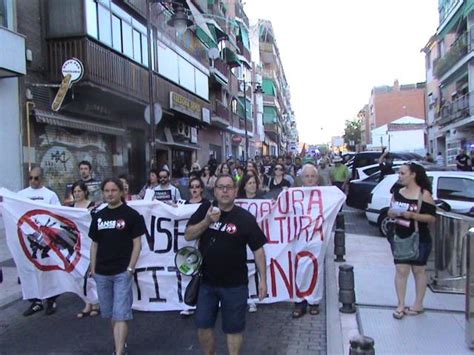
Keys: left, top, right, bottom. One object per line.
{"left": 456, "top": 153, "right": 471, "bottom": 171}
{"left": 269, "top": 177, "right": 291, "bottom": 191}
{"left": 89, "top": 203, "right": 147, "bottom": 275}
{"left": 187, "top": 201, "right": 267, "bottom": 287}
{"left": 392, "top": 189, "right": 436, "bottom": 243}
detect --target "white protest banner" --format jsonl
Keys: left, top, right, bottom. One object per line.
{"left": 0, "top": 186, "right": 345, "bottom": 310}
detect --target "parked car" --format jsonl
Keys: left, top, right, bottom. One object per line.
{"left": 366, "top": 171, "right": 474, "bottom": 236}
{"left": 349, "top": 151, "right": 423, "bottom": 180}
{"left": 347, "top": 163, "right": 452, "bottom": 210}
{"left": 355, "top": 161, "right": 405, "bottom": 181}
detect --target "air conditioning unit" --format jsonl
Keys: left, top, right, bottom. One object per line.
{"left": 175, "top": 122, "right": 190, "bottom": 140}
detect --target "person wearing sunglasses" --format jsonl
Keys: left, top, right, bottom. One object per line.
{"left": 267, "top": 163, "right": 291, "bottom": 193}
{"left": 185, "top": 174, "right": 267, "bottom": 355}
{"left": 152, "top": 169, "right": 181, "bottom": 204}
{"left": 18, "top": 167, "right": 61, "bottom": 317}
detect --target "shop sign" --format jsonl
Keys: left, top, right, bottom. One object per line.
{"left": 232, "top": 135, "right": 243, "bottom": 144}
{"left": 61, "top": 58, "right": 84, "bottom": 84}
{"left": 170, "top": 92, "right": 201, "bottom": 120}
{"left": 202, "top": 107, "right": 210, "bottom": 124}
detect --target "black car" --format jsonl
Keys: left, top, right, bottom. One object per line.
{"left": 350, "top": 151, "right": 423, "bottom": 180}
{"left": 346, "top": 172, "right": 382, "bottom": 210}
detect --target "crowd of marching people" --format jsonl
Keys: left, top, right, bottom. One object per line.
{"left": 15, "top": 152, "right": 350, "bottom": 355}
{"left": 12, "top": 148, "right": 442, "bottom": 355}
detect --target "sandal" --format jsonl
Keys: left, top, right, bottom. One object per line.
{"left": 89, "top": 308, "right": 100, "bottom": 317}
{"left": 291, "top": 307, "right": 306, "bottom": 319}
{"left": 405, "top": 308, "right": 424, "bottom": 316}
{"left": 392, "top": 309, "right": 405, "bottom": 320}
{"left": 309, "top": 305, "right": 320, "bottom": 315}
{"left": 77, "top": 310, "right": 92, "bottom": 318}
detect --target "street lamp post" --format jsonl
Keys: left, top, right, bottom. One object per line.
{"left": 145, "top": 0, "right": 193, "bottom": 169}
{"left": 146, "top": 0, "right": 156, "bottom": 169}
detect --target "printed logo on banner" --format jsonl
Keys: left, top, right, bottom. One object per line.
{"left": 16, "top": 209, "right": 81, "bottom": 272}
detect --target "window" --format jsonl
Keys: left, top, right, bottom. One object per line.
{"left": 437, "top": 177, "right": 474, "bottom": 202}
{"left": 157, "top": 41, "right": 179, "bottom": 83}
{"left": 98, "top": 4, "right": 112, "bottom": 46}
{"left": 157, "top": 40, "right": 209, "bottom": 100}
{"left": 178, "top": 57, "right": 196, "bottom": 93}
{"left": 85, "top": 1, "right": 148, "bottom": 66}
{"left": 195, "top": 70, "right": 209, "bottom": 100}
{"left": 112, "top": 15, "right": 122, "bottom": 51}
{"left": 122, "top": 21, "right": 133, "bottom": 58}
{"left": 85, "top": 0, "right": 98, "bottom": 39}
{"left": 133, "top": 29, "right": 142, "bottom": 62}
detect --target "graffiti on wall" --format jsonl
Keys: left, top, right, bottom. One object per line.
{"left": 36, "top": 126, "right": 114, "bottom": 202}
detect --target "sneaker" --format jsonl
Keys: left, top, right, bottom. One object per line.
{"left": 180, "top": 309, "right": 195, "bottom": 316}
{"left": 23, "top": 302, "right": 43, "bottom": 317}
{"left": 248, "top": 303, "right": 257, "bottom": 313}
{"left": 45, "top": 300, "right": 57, "bottom": 315}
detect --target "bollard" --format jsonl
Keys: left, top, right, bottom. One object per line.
{"left": 0, "top": 267, "right": 2, "bottom": 283}
{"left": 339, "top": 264, "right": 356, "bottom": 313}
{"left": 18, "top": 277, "right": 21, "bottom": 284}
{"left": 334, "top": 228, "right": 346, "bottom": 262}
{"left": 349, "top": 334, "right": 375, "bottom": 355}
{"left": 336, "top": 212, "right": 345, "bottom": 230}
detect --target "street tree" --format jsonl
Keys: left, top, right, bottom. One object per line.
{"left": 343, "top": 118, "right": 362, "bottom": 151}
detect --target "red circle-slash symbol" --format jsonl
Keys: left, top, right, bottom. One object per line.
{"left": 226, "top": 223, "right": 237, "bottom": 234}
{"left": 17, "top": 209, "right": 82, "bottom": 272}
{"left": 116, "top": 219, "right": 126, "bottom": 230}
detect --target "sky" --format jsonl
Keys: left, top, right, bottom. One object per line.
{"left": 244, "top": 0, "right": 439, "bottom": 144}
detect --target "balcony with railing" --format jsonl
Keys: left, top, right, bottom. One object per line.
{"left": 237, "top": 41, "right": 251, "bottom": 63}
{"left": 434, "top": 31, "right": 473, "bottom": 79}
{"left": 211, "top": 100, "right": 230, "bottom": 127}
{"left": 210, "top": 57, "right": 229, "bottom": 84}
{"left": 48, "top": 37, "right": 149, "bottom": 103}
{"left": 438, "top": 92, "right": 472, "bottom": 126}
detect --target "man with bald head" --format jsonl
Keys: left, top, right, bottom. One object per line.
{"left": 18, "top": 167, "right": 61, "bottom": 316}
{"left": 292, "top": 163, "right": 321, "bottom": 318}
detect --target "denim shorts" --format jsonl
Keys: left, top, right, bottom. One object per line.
{"left": 195, "top": 283, "right": 248, "bottom": 334}
{"left": 93, "top": 271, "right": 133, "bottom": 321}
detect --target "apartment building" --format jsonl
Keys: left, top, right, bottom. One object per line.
{"left": 423, "top": 0, "right": 474, "bottom": 165}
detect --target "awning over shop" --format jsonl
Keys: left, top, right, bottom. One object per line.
{"left": 263, "top": 106, "right": 278, "bottom": 124}
{"left": 34, "top": 109, "right": 126, "bottom": 136}
{"left": 262, "top": 78, "right": 277, "bottom": 96}
{"left": 223, "top": 47, "right": 241, "bottom": 67}
{"left": 186, "top": 0, "right": 217, "bottom": 48}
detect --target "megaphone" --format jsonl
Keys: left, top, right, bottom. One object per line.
{"left": 175, "top": 246, "right": 202, "bottom": 276}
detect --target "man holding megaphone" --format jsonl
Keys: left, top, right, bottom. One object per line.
{"left": 185, "top": 174, "right": 267, "bottom": 355}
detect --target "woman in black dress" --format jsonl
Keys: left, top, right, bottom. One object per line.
{"left": 388, "top": 162, "right": 436, "bottom": 319}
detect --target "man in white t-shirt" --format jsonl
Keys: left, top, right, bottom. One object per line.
{"left": 18, "top": 167, "right": 61, "bottom": 316}
{"left": 153, "top": 169, "right": 181, "bottom": 203}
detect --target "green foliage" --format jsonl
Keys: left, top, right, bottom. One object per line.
{"left": 343, "top": 118, "right": 362, "bottom": 150}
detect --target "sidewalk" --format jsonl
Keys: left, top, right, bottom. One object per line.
{"left": 0, "top": 225, "right": 21, "bottom": 308}
{"left": 326, "top": 229, "right": 471, "bottom": 354}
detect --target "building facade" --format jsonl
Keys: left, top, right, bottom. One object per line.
{"left": 0, "top": 0, "right": 26, "bottom": 193}
{"left": 423, "top": 0, "right": 474, "bottom": 166}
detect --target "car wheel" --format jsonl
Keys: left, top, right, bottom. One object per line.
{"left": 378, "top": 212, "right": 395, "bottom": 237}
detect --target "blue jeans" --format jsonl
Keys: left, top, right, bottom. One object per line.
{"left": 93, "top": 271, "right": 133, "bottom": 321}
